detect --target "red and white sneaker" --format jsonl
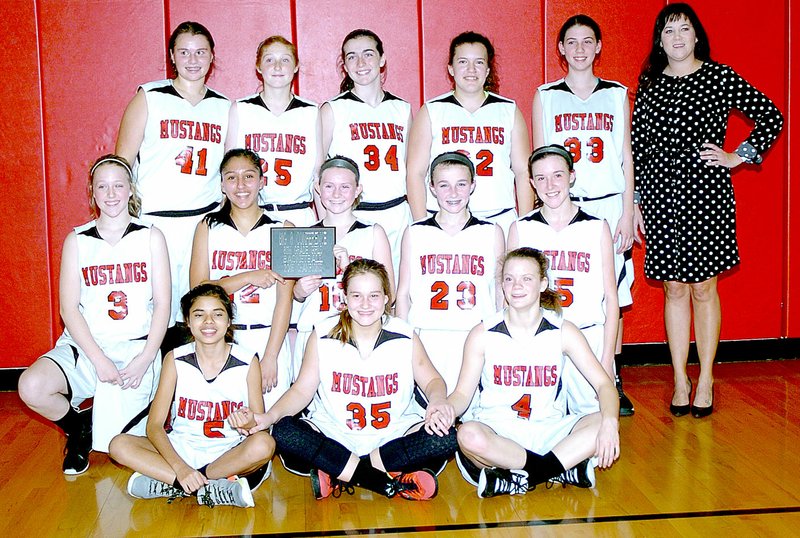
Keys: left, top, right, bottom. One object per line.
{"left": 309, "top": 468, "right": 354, "bottom": 500}
{"left": 392, "top": 469, "right": 438, "bottom": 501}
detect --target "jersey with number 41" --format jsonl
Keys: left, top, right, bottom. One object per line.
{"left": 406, "top": 215, "right": 499, "bottom": 331}
{"left": 136, "top": 80, "right": 230, "bottom": 214}
{"left": 65, "top": 218, "right": 155, "bottom": 347}
{"left": 326, "top": 91, "right": 410, "bottom": 204}
{"left": 426, "top": 91, "right": 517, "bottom": 214}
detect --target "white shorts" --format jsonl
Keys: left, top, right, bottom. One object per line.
{"left": 354, "top": 200, "right": 412, "bottom": 283}
{"left": 469, "top": 412, "right": 584, "bottom": 456}
{"left": 292, "top": 330, "right": 313, "bottom": 383}
{"left": 472, "top": 207, "right": 517, "bottom": 237}
{"left": 562, "top": 324, "right": 603, "bottom": 415}
{"left": 232, "top": 326, "right": 292, "bottom": 411}
{"left": 141, "top": 213, "right": 207, "bottom": 324}
{"left": 306, "top": 414, "right": 422, "bottom": 457}
{"left": 416, "top": 328, "right": 478, "bottom": 420}
{"left": 168, "top": 430, "right": 244, "bottom": 469}
{"left": 574, "top": 194, "right": 633, "bottom": 307}
{"left": 43, "top": 334, "right": 161, "bottom": 452}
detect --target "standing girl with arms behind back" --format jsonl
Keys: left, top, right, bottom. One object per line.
{"left": 321, "top": 29, "right": 413, "bottom": 278}
{"left": 227, "top": 35, "right": 323, "bottom": 227}
{"left": 116, "top": 21, "right": 230, "bottom": 330}
{"left": 532, "top": 15, "right": 635, "bottom": 414}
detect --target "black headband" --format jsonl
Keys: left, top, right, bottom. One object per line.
{"left": 530, "top": 144, "right": 574, "bottom": 171}
{"left": 430, "top": 151, "right": 475, "bottom": 176}
{"left": 320, "top": 155, "right": 360, "bottom": 181}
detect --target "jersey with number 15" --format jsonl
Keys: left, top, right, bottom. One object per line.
{"left": 135, "top": 80, "right": 230, "bottom": 214}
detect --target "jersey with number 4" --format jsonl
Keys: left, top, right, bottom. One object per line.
{"left": 308, "top": 315, "right": 421, "bottom": 449}
{"left": 169, "top": 342, "right": 252, "bottom": 454}
{"left": 326, "top": 91, "right": 410, "bottom": 204}
{"left": 406, "top": 215, "right": 498, "bottom": 331}
{"left": 514, "top": 209, "right": 606, "bottom": 329}
{"left": 206, "top": 212, "right": 283, "bottom": 327}
{"left": 296, "top": 220, "right": 376, "bottom": 332}
{"left": 233, "top": 94, "right": 319, "bottom": 206}
{"left": 474, "top": 310, "right": 567, "bottom": 422}
{"left": 136, "top": 80, "right": 230, "bottom": 214}
{"left": 426, "top": 91, "right": 517, "bottom": 214}
{"left": 64, "top": 218, "right": 154, "bottom": 347}
{"left": 537, "top": 79, "right": 627, "bottom": 198}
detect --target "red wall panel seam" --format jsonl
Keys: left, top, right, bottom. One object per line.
{"left": 33, "top": 0, "right": 56, "bottom": 345}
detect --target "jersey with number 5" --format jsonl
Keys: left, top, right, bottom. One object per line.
{"left": 406, "top": 215, "right": 499, "bottom": 331}
{"left": 170, "top": 342, "right": 252, "bottom": 450}
{"left": 67, "top": 218, "right": 155, "bottom": 346}
{"left": 135, "top": 80, "right": 230, "bottom": 214}
{"left": 426, "top": 91, "right": 517, "bottom": 214}
{"left": 326, "top": 91, "right": 410, "bottom": 204}
{"left": 515, "top": 209, "right": 606, "bottom": 330}
{"left": 537, "top": 79, "right": 627, "bottom": 199}
{"left": 232, "top": 94, "right": 319, "bottom": 206}
{"left": 474, "top": 310, "right": 567, "bottom": 422}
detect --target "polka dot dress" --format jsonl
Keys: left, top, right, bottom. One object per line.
{"left": 632, "top": 61, "right": 783, "bottom": 282}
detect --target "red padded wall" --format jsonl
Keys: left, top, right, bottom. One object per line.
{"left": 788, "top": 0, "right": 800, "bottom": 337}
{"left": 0, "top": 0, "right": 792, "bottom": 367}
{"left": 0, "top": 1, "right": 53, "bottom": 358}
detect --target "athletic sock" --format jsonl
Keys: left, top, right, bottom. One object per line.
{"left": 350, "top": 459, "right": 393, "bottom": 496}
{"left": 523, "top": 450, "right": 565, "bottom": 486}
{"left": 54, "top": 407, "right": 83, "bottom": 436}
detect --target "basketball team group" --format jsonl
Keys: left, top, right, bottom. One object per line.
{"left": 18, "top": 3, "right": 783, "bottom": 507}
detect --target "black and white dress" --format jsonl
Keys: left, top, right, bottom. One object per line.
{"left": 632, "top": 61, "right": 782, "bottom": 282}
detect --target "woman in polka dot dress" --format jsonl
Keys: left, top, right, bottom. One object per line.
{"left": 632, "top": 3, "right": 783, "bottom": 418}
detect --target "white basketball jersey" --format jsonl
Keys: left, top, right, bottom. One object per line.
{"left": 136, "top": 80, "right": 230, "bottom": 214}
{"left": 406, "top": 215, "right": 499, "bottom": 331}
{"left": 169, "top": 342, "right": 252, "bottom": 454}
{"left": 474, "top": 310, "right": 567, "bottom": 422}
{"left": 326, "top": 91, "right": 410, "bottom": 203}
{"left": 308, "top": 315, "right": 421, "bottom": 446}
{"left": 296, "top": 220, "right": 376, "bottom": 332}
{"left": 65, "top": 218, "right": 154, "bottom": 347}
{"left": 206, "top": 211, "right": 283, "bottom": 327}
{"left": 233, "top": 94, "right": 319, "bottom": 206}
{"left": 426, "top": 91, "right": 517, "bottom": 214}
{"left": 515, "top": 209, "right": 606, "bottom": 329}
{"left": 537, "top": 79, "right": 627, "bottom": 198}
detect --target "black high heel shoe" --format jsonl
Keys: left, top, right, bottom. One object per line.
{"left": 691, "top": 385, "right": 714, "bottom": 418}
{"left": 670, "top": 379, "right": 692, "bottom": 417}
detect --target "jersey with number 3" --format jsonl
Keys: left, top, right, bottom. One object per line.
{"left": 169, "top": 342, "right": 251, "bottom": 455}
{"left": 232, "top": 94, "right": 319, "bottom": 206}
{"left": 206, "top": 212, "right": 283, "bottom": 327}
{"left": 537, "top": 79, "right": 627, "bottom": 198}
{"left": 474, "top": 310, "right": 567, "bottom": 423}
{"left": 406, "top": 215, "right": 498, "bottom": 331}
{"left": 426, "top": 91, "right": 517, "bottom": 214}
{"left": 326, "top": 91, "right": 410, "bottom": 204}
{"left": 136, "top": 80, "right": 230, "bottom": 214}
{"left": 308, "top": 315, "right": 421, "bottom": 453}
{"left": 296, "top": 220, "right": 376, "bottom": 332}
{"left": 514, "top": 209, "right": 606, "bottom": 329}
{"left": 65, "top": 218, "right": 154, "bottom": 347}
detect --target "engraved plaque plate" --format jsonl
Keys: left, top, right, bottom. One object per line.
{"left": 271, "top": 227, "right": 335, "bottom": 279}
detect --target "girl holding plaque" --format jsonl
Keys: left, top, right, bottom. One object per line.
{"left": 189, "top": 148, "right": 295, "bottom": 414}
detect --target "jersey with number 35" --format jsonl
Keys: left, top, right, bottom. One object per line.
{"left": 136, "top": 80, "right": 230, "bottom": 214}
{"left": 66, "top": 219, "right": 155, "bottom": 346}
{"left": 426, "top": 91, "right": 517, "bottom": 214}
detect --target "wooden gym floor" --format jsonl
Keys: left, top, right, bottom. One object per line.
{"left": 1, "top": 359, "right": 799, "bottom": 537}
